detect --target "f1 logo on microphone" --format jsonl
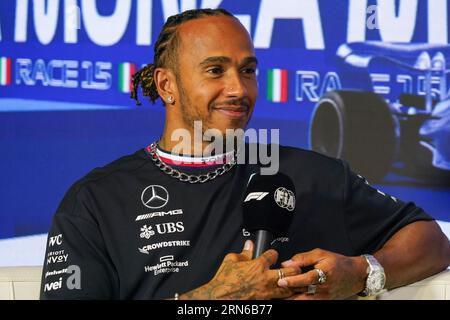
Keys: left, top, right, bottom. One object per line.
{"left": 244, "top": 192, "right": 269, "bottom": 202}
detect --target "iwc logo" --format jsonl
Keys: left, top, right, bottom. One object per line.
{"left": 274, "top": 187, "right": 295, "bottom": 211}
{"left": 141, "top": 185, "right": 169, "bottom": 209}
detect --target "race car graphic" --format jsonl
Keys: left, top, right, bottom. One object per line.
{"left": 309, "top": 42, "right": 450, "bottom": 183}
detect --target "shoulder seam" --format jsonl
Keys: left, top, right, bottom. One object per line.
{"left": 63, "top": 154, "right": 150, "bottom": 218}
{"left": 79, "top": 153, "right": 149, "bottom": 186}
{"left": 339, "top": 159, "right": 358, "bottom": 255}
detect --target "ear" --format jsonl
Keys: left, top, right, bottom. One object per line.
{"left": 154, "top": 68, "right": 178, "bottom": 105}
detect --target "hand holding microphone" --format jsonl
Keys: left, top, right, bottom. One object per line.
{"left": 176, "top": 172, "right": 300, "bottom": 300}
{"left": 242, "top": 172, "right": 296, "bottom": 258}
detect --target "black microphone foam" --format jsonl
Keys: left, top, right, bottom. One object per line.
{"left": 242, "top": 172, "right": 296, "bottom": 242}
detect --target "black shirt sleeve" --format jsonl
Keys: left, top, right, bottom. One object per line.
{"left": 40, "top": 183, "right": 119, "bottom": 299}
{"left": 341, "top": 160, "right": 433, "bottom": 254}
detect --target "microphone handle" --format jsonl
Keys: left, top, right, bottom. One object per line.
{"left": 252, "top": 230, "right": 274, "bottom": 259}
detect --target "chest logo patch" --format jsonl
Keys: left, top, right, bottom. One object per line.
{"left": 141, "top": 185, "right": 169, "bottom": 209}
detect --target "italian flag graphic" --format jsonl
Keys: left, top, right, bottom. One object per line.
{"left": 267, "top": 68, "right": 288, "bottom": 103}
{"left": 0, "top": 57, "right": 12, "bottom": 86}
{"left": 118, "top": 62, "right": 136, "bottom": 93}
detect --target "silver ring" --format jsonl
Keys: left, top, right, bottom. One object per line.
{"left": 278, "top": 269, "right": 285, "bottom": 281}
{"left": 307, "top": 284, "right": 316, "bottom": 294}
{"left": 315, "top": 268, "right": 327, "bottom": 284}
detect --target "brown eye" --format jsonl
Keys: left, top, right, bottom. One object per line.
{"left": 207, "top": 66, "right": 224, "bottom": 75}
{"left": 242, "top": 67, "right": 256, "bottom": 74}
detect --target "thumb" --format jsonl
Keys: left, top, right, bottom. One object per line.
{"left": 241, "top": 240, "right": 254, "bottom": 259}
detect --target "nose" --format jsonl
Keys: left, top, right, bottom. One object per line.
{"left": 225, "top": 71, "right": 247, "bottom": 98}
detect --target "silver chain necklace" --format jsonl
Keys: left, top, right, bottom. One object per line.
{"left": 147, "top": 142, "right": 237, "bottom": 184}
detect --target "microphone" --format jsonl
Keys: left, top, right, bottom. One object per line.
{"left": 242, "top": 172, "right": 296, "bottom": 258}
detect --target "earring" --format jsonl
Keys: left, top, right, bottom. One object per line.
{"left": 167, "top": 96, "right": 174, "bottom": 104}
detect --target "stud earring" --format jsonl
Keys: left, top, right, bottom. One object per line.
{"left": 167, "top": 96, "right": 174, "bottom": 104}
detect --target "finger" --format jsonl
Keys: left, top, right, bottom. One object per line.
{"left": 257, "top": 249, "right": 279, "bottom": 268}
{"left": 277, "top": 268, "right": 321, "bottom": 288}
{"left": 270, "top": 286, "right": 295, "bottom": 300}
{"left": 282, "top": 248, "right": 326, "bottom": 268}
{"left": 240, "top": 240, "right": 254, "bottom": 260}
{"left": 269, "top": 267, "right": 300, "bottom": 283}
{"left": 292, "top": 286, "right": 308, "bottom": 294}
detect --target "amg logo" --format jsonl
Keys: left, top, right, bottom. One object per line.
{"left": 244, "top": 192, "right": 269, "bottom": 202}
{"left": 135, "top": 209, "right": 183, "bottom": 221}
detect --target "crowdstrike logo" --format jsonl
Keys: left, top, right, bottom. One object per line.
{"left": 138, "top": 240, "right": 191, "bottom": 254}
{"left": 141, "top": 185, "right": 169, "bottom": 209}
{"left": 274, "top": 187, "right": 295, "bottom": 211}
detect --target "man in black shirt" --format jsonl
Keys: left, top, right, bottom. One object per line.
{"left": 40, "top": 9, "right": 450, "bottom": 300}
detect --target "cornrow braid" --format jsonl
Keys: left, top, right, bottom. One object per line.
{"left": 131, "top": 8, "right": 234, "bottom": 106}
{"left": 131, "top": 64, "right": 156, "bottom": 106}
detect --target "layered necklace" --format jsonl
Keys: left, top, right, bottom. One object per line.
{"left": 147, "top": 141, "right": 237, "bottom": 184}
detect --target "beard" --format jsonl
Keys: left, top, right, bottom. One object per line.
{"left": 177, "top": 77, "right": 249, "bottom": 134}
{"left": 177, "top": 81, "right": 214, "bottom": 135}
{"left": 175, "top": 76, "right": 251, "bottom": 154}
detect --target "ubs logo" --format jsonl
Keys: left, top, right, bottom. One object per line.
{"left": 139, "top": 222, "right": 185, "bottom": 239}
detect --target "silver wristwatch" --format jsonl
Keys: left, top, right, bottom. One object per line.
{"left": 359, "top": 254, "right": 386, "bottom": 297}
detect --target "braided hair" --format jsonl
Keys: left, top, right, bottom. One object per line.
{"left": 131, "top": 8, "right": 234, "bottom": 106}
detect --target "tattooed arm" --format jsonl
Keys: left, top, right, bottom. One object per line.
{"left": 178, "top": 240, "right": 299, "bottom": 300}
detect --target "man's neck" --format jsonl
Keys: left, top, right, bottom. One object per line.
{"left": 158, "top": 135, "right": 213, "bottom": 156}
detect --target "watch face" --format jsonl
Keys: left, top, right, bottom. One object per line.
{"left": 368, "top": 268, "right": 386, "bottom": 292}
{"left": 363, "top": 255, "right": 386, "bottom": 295}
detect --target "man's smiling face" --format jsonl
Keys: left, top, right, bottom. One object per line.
{"left": 173, "top": 15, "right": 258, "bottom": 135}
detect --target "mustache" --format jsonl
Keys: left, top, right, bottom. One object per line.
{"left": 210, "top": 98, "right": 251, "bottom": 110}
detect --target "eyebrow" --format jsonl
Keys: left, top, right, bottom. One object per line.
{"left": 198, "top": 56, "right": 258, "bottom": 68}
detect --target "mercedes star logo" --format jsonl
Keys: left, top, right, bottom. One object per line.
{"left": 141, "top": 185, "right": 169, "bottom": 209}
